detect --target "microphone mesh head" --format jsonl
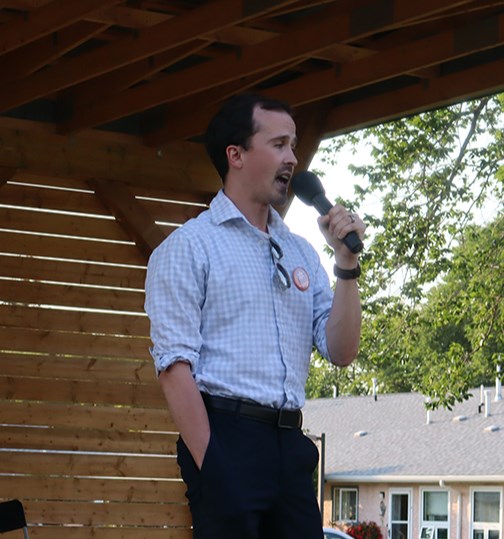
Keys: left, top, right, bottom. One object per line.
{"left": 290, "top": 171, "right": 325, "bottom": 206}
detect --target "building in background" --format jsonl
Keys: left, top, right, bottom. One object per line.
{"left": 304, "top": 382, "right": 503, "bottom": 539}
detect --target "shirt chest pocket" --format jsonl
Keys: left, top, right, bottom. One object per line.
{"left": 204, "top": 252, "right": 272, "bottom": 317}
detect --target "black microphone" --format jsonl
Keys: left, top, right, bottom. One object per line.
{"left": 290, "top": 170, "right": 363, "bottom": 254}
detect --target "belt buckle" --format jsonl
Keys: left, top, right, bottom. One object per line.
{"left": 277, "top": 409, "right": 300, "bottom": 429}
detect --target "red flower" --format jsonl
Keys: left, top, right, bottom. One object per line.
{"left": 346, "top": 521, "right": 383, "bottom": 539}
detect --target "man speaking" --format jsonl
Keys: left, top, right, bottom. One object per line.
{"left": 145, "top": 93, "right": 365, "bottom": 538}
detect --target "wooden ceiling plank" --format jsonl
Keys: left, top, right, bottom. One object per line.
{"left": 87, "top": 4, "right": 172, "bottom": 28}
{"left": 394, "top": 0, "right": 503, "bottom": 24}
{"left": 62, "top": 3, "right": 363, "bottom": 131}
{"left": 146, "top": 8, "right": 504, "bottom": 146}
{"left": 62, "top": 0, "right": 479, "bottom": 133}
{"left": 0, "top": 1, "right": 172, "bottom": 28}
{"left": 65, "top": 41, "right": 208, "bottom": 113}
{"left": 0, "top": 0, "right": 119, "bottom": 55}
{"left": 0, "top": 123, "right": 220, "bottom": 192}
{"left": 322, "top": 56, "right": 504, "bottom": 137}
{"left": 0, "top": 21, "right": 108, "bottom": 84}
{"left": 0, "top": 0, "right": 301, "bottom": 114}
{"left": 144, "top": 60, "right": 305, "bottom": 146}
{"left": 0, "top": 0, "right": 50, "bottom": 8}
{"left": 263, "top": 13, "right": 504, "bottom": 106}
{"left": 88, "top": 179, "right": 167, "bottom": 258}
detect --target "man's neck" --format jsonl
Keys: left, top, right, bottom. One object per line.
{"left": 223, "top": 187, "right": 270, "bottom": 232}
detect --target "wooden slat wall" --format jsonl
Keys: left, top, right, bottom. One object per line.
{"left": 0, "top": 174, "right": 207, "bottom": 538}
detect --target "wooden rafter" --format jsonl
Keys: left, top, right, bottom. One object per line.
{"left": 0, "top": 0, "right": 119, "bottom": 55}
{"left": 265, "top": 12, "right": 504, "bottom": 106}
{"left": 322, "top": 55, "right": 504, "bottom": 135}
{"left": 0, "top": 21, "right": 108, "bottom": 84}
{"left": 0, "top": 0, "right": 302, "bottom": 114}
{"left": 0, "top": 0, "right": 501, "bottom": 193}
{"left": 143, "top": 60, "right": 306, "bottom": 145}
{"left": 61, "top": 41, "right": 209, "bottom": 111}
{"left": 61, "top": 0, "right": 480, "bottom": 135}
{"left": 145, "top": 10, "right": 504, "bottom": 146}
{"left": 138, "top": 0, "right": 488, "bottom": 145}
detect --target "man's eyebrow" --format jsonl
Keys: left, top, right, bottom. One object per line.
{"left": 271, "top": 134, "right": 298, "bottom": 146}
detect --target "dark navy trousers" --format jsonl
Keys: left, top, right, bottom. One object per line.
{"left": 176, "top": 407, "right": 324, "bottom": 539}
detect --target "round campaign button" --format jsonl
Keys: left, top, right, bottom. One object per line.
{"left": 292, "top": 267, "right": 310, "bottom": 291}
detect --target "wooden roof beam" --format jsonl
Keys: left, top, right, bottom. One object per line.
{"left": 0, "top": 21, "right": 108, "bottom": 84}
{"left": 0, "top": 0, "right": 172, "bottom": 28}
{"left": 0, "top": 121, "right": 220, "bottom": 193}
{"left": 0, "top": 0, "right": 302, "bottom": 114}
{"left": 62, "top": 2, "right": 358, "bottom": 133}
{"left": 0, "top": 0, "right": 119, "bottom": 56}
{"left": 69, "top": 0, "right": 476, "bottom": 136}
{"left": 146, "top": 10, "right": 504, "bottom": 146}
{"left": 143, "top": 60, "right": 305, "bottom": 146}
{"left": 145, "top": 10, "right": 504, "bottom": 146}
{"left": 62, "top": 41, "right": 209, "bottom": 112}
{"left": 322, "top": 56, "right": 504, "bottom": 137}
{"left": 264, "top": 13, "right": 504, "bottom": 107}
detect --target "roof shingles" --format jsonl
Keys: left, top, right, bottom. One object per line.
{"left": 303, "top": 388, "right": 504, "bottom": 481}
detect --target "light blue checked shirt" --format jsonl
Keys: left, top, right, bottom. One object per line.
{"left": 145, "top": 190, "right": 333, "bottom": 409}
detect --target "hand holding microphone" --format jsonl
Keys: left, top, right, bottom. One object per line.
{"left": 290, "top": 170, "right": 364, "bottom": 254}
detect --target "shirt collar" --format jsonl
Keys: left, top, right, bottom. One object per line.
{"left": 210, "top": 189, "right": 290, "bottom": 239}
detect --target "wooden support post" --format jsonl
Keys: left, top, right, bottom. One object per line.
{"left": 88, "top": 178, "right": 166, "bottom": 259}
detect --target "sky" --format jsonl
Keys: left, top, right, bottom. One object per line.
{"left": 284, "top": 134, "right": 502, "bottom": 279}
{"left": 284, "top": 141, "right": 371, "bottom": 277}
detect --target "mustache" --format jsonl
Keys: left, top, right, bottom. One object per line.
{"left": 276, "top": 167, "right": 294, "bottom": 178}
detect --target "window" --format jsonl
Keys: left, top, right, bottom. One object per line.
{"left": 332, "top": 487, "right": 358, "bottom": 522}
{"left": 471, "top": 488, "right": 502, "bottom": 539}
{"left": 420, "top": 528, "right": 434, "bottom": 539}
{"left": 390, "top": 489, "right": 411, "bottom": 539}
{"left": 420, "top": 490, "right": 449, "bottom": 539}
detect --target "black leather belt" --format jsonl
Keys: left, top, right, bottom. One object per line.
{"left": 201, "top": 393, "right": 302, "bottom": 429}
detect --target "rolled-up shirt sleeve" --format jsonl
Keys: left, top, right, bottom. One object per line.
{"left": 311, "top": 255, "right": 333, "bottom": 361}
{"left": 144, "top": 228, "right": 206, "bottom": 376}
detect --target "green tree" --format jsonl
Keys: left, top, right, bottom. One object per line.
{"left": 414, "top": 216, "right": 504, "bottom": 408}
{"left": 307, "top": 94, "right": 504, "bottom": 408}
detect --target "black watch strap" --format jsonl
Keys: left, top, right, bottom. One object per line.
{"left": 333, "top": 262, "right": 361, "bottom": 280}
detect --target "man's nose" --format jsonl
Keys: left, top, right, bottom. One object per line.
{"left": 287, "top": 147, "right": 298, "bottom": 166}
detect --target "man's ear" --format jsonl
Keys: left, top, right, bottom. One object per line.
{"left": 226, "top": 145, "right": 244, "bottom": 170}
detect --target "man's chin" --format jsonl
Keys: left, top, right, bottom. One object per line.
{"left": 272, "top": 193, "right": 288, "bottom": 208}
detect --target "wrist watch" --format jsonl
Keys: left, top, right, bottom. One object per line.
{"left": 333, "top": 262, "right": 361, "bottom": 280}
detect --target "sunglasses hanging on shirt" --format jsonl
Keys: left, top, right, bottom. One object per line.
{"left": 269, "top": 237, "right": 291, "bottom": 291}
